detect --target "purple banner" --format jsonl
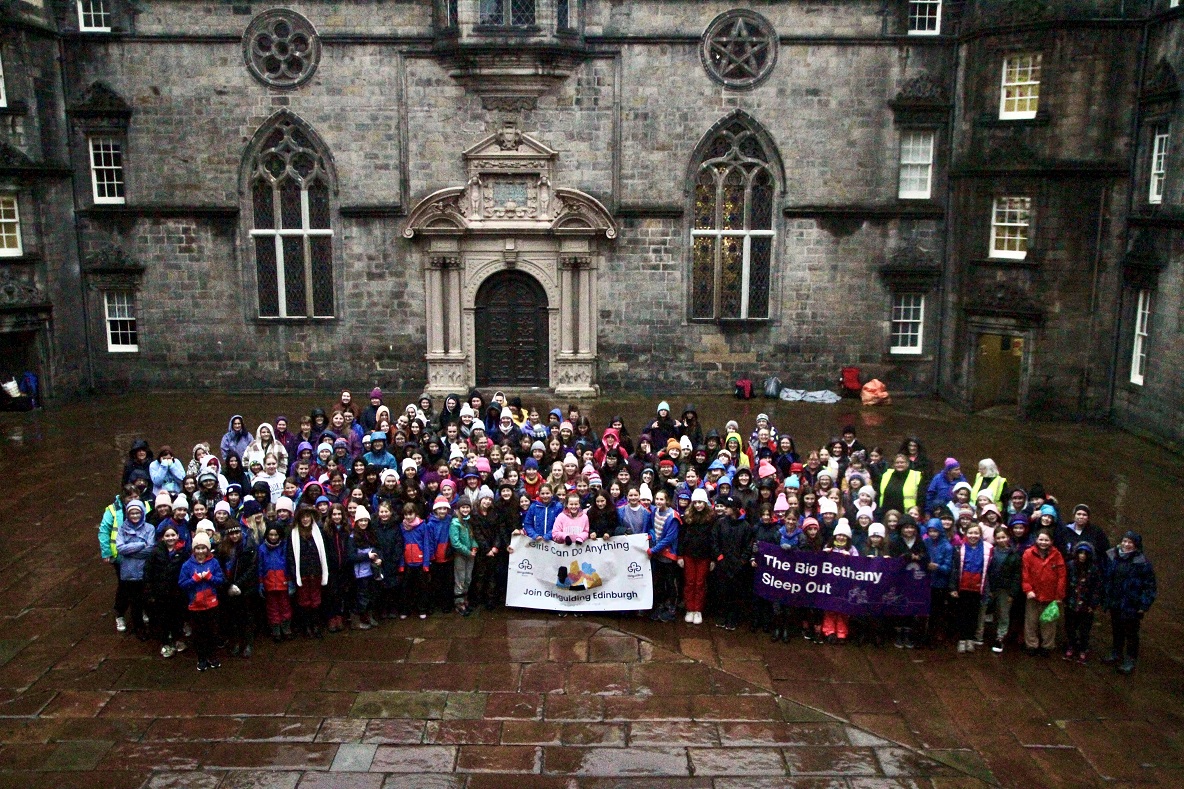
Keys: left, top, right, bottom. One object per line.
{"left": 753, "top": 543, "right": 931, "bottom": 617}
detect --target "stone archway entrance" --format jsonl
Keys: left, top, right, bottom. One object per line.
{"left": 475, "top": 270, "right": 549, "bottom": 386}
{"left": 404, "top": 124, "right": 615, "bottom": 396}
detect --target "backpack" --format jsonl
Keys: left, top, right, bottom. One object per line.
{"left": 840, "top": 367, "right": 862, "bottom": 397}
{"left": 734, "top": 379, "right": 753, "bottom": 400}
{"left": 762, "top": 376, "right": 782, "bottom": 399}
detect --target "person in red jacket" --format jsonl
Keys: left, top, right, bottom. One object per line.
{"left": 1021, "top": 529, "right": 1067, "bottom": 656}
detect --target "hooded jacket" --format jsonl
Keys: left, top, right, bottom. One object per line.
{"left": 923, "top": 522, "right": 954, "bottom": 590}
{"left": 1021, "top": 543, "right": 1067, "bottom": 603}
{"left": 524, "top": 498, "right": 563, "bottom": 541}
{"left": 1065, "top": 542, "right": 1103, "bottom": 613}
{"left": 244, "top": 422, "right": 289, "bottom": 470}
{"left": 257, "top": 537, "right": 290, "bottom": 592}
{"left": 220, "top": 415, "right": 253, "bottom": 463}
{"left": 144, "top": 538, "right": 189, "bottom": 602}
{"left": 425, "top": 511, "right": 454, "bottom": 563}
{"left": 121, "top": 439, "right": 154, "bottom": 487}
{"left": 925, "top": 468, "right": 966, "bottom": 515}
{"left": 99, "top": 495, "right": 126, "bottom": 560}
{"left": 115, "top": 505, "right": 155, "bottom": 581}
{"left": 1103, "top": 532, "right": 1156, "bottom": 618}
{"left": 399, "top": 516, "right": 433, "bottom": 570}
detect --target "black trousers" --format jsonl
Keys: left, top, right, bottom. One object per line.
{"left": 400, "top": 568, "right": 431, "bottom": 615}
{"left": 954, "top": 591, "right": 982, "bottom": 641}
{"left": 191, "top": 608, "right": 219, "bottom": 662}
{"left": 120, "top": 580, "right": 146, "bottom": 634}
{"left": 471, "top": 554, "right": 498, "bottom": 608}
{"left": 653, "top": 559, "right": 678, "bottom": 613}
{"left": 1065, "top": 609, "right": 1094, "bottom": 652}
{"left": 1110, "top": 612, "right": 1142, "bottom": 659}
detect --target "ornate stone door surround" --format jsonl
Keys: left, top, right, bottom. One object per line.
{"left": 404, "top": 124, "right": 615, "bottom": 396}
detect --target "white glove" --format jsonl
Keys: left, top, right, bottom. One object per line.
{"left": 228, "top": 584, "right": 241, "bottom": 597}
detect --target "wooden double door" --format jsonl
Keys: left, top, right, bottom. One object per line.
{"left": 474, "top": 270, "right": 549, "bottom": 387}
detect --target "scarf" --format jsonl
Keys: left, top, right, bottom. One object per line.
{"left": 290, "top": 525, "right": 328, "bottom": 587}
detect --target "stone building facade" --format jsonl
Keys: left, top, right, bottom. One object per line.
{"left": 0, "top": 1, "right": 1181, "bottom": 447}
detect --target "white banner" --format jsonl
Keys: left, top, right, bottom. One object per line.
{"left": 505, "top": 534, "right": 653, "bottom": 612}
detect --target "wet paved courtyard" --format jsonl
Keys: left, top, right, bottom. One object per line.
{"left": 0, "top": 393, "right": 1181, "bottom": 787}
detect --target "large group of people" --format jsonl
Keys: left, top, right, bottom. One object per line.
{"left": 100, "top": 389, "right": 1157, "bottom": 674}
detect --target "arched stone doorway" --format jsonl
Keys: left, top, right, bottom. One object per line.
{"left": 474, "top": 270, "right": 549, "bottom": 386}
{"left": 404, "top": 124, "right": 615, "bottom": 396}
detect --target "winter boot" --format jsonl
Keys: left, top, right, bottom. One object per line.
{"left": 351, "top": 613, "right": 370, "bottom": 631}
{"left": 1117, "top": 658, "right": 1136, "bottom": 675}
{"left": 271, "top": 625, "right": 282, "bottom": 643}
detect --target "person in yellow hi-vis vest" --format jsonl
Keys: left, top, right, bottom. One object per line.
{"left": 970, "top": 458, "right": 1007, "bottom": 509}
{"left": 878, "top": 454, "right": 923, "bottom": 516}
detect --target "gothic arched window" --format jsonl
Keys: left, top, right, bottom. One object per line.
{"left": 247, "top": 115, "right": 335, "bottom": 319}
{"left": 691, "top": 117, "right": 778, "bottom": 320}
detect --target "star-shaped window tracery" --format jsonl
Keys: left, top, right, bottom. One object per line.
{"left": 701, "top": 11, "right": 778, "bottom": 89}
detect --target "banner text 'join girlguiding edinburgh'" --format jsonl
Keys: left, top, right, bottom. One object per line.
{"left": 506, "top": 534, "right": 653, "bottom": 612}
{"left": 753, "top": 543, "right": 931, "bottom": 617}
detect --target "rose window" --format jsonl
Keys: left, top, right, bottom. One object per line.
{"left": 700, "top": 10, "right": 778, "bottom": 90}
{"left": 244, "top": 10, "right": 321, "bottom": 89}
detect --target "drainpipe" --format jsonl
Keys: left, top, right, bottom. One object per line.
{"left": 1106, "top": 14, "right": 1151, "bottom": 419}
{"left": 934, "top": 13, "right": 963, "bottom": 406}
{"left": 56, "top": 30, "right": 96, "bottom": 394}
{"left": 1082, "top": 182, "right": 1108, "bottom": 417}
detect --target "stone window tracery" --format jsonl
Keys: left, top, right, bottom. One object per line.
{"left": 248, "top": 117, "right": 334, "bottom": 319}
{"left": 243, "top": 10, "right": 321, "bottom": 89}
{"left": 691, "top": 118, "right": 777, "bottom": 321}
{"left": 700, "top": 10, "right": 778, "bottom": 90}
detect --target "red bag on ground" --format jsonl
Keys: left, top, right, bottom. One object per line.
{"left": 840, "top": 366, "right": 862, "bottom": 397}
{"left": 861, "top": 379, "right": 891, "bottom": 406}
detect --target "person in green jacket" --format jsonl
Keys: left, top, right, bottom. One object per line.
{"left": 450, "top": 495, "right": 478, "bottom": 615}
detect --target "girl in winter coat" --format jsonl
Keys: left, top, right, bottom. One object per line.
{"left": 711, "top": 496, "right": 754, "bottom": 631}
{"left": 257, "top": 525, "right": 293, "bottom": 640}
{"left": 648, "top": 489, "right": 681, "bottom": 623}
{"left": 216, "top": 521, "right": 257, "bottom": 658}
{"left": 1063, "top": 541, "right": 1103, "bottom": 663}
{"left": 679, "top": 489, "right": 716, "bottom": 625}
{"left": 399, "top": 502, "right": 433, "bottom": 619}
{"left": 1102, "top": 531, "right": 1157, "bottom": 675}
{"left": 178, "top": 532, "right": 225, "bottom": 671}
{"left": 924, "top": 520, "right": 955, "bottom": 645}
{"left": 144, "top": 526, "right": 189, "bottom": 658}
{"left": 950, "top": 524, "right": 993, "bottom": 654}
{"left": 347, "top": 506, "right": 382, "bottom": 629}
{"left": 288, "top": 507, "right": 328, "bottom": 638}
{"left": 426, "top": 496, "right": 455, "bottom": 614}
{"left": 115, "top": 500, "right": 155, "bottom": 640}
{"left": 469, "top": 488, "right": 504, "bottom": 611}
{"left": 552, "top": 492, "right": 590, "bottom": 545}
{"left": 1021, "top": 530, "right": 1067, "bottom": 655}
{"left": 373, "top": 500, "right": 407, "bottom": 619}
{"left": 748, "top": 503, "right": 780, "bottom": 634}
{"left": 449, "top": 497, "right": 477, "bottom": 615}
{"left": 986, "top": 526, "right": 1022, "bottom": 652}
{"left": 821, "top": 522, "right": 858, "bottom": 644}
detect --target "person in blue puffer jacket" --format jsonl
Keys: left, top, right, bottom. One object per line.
{"left": 115, "top": 499, "right": 155, "bottom": 641}
{"left": 924, "top": 519, "right": 954, "bottom": 645}
{"left": 398, "top": 503, "right": 433, "bottom": 619}
{"left": 522, "top": 484, "right": 563, "bottom": 541}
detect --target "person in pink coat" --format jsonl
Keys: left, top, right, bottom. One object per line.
{"left": 551, "top": 492, "right": 590, "bottom": 545}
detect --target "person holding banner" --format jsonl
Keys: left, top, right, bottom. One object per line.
{"left": 552, "top": 493, "right": 590, "bottom": 545}
{"left": 890, "top": 517, "right": 929, "bottom": 648}
{"left": 522, "top": 484, "right": 562, "bottom": 541}
{"left": 821, "top": 521, "right": 859, "bottom": 643}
